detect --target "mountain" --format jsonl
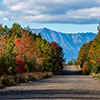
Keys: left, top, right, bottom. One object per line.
{"left": 31, "top": 28, "right": 96, "bottom": 62}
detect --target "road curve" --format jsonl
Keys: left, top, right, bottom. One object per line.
{"left": 0, "top": 65, "right": 100, "bottom": 100}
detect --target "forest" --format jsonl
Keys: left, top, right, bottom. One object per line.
{"left": 0, "top": 23, "right": 64, "bottom": 86}
{"left": 77, "top": 24, "right": 100, "bottom": 75}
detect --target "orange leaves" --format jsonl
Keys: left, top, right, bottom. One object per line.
{"left": 15, "top": 40, "right": 20, "bottom": 47}
{"left": 82, "top": 62, "right": 88, "bottom": 72}
{"left": 21, "top": 33, "right": 36, "bottom": 61}
{"left": 15, "top": 38, "right": 25, "bottom": 74}
{"left": 89, "top": 59, "right": 94, "bottom": 64}
{"left": 77, "top": 23, "right": 100, "bottom": 74}
{"left": 77, "top": 43, "right": 91, "bottom": 65}
{"left": 15, "top": 36, "right": 20, "bottom": 47}
{"left": 0, "top": 23, "right": 64, "bottom": 75}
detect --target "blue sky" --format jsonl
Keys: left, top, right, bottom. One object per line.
{"left": 0, "top": 0, "right": 100, "bottom": 33}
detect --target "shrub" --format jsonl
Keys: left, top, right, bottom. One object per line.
{"left": 82, "top": 62, "right": 91, "bottom": 75}
{"left": 2, "top": 79, "right": 11, "bottom": 86}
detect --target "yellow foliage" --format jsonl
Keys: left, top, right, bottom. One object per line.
{"left": 8, "top": 66, "right": 12, "bottom": 73}
{"left": 78, "top": 65, "right": 82, "bottom": 71}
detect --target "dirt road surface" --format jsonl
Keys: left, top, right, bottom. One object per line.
{"left": 0, "top": 65, "right": 100, "bottom": 100}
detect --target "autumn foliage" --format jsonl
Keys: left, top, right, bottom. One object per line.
{"left": 0, "top": 23, "right": 64, "bottom": 75}
{"left": 77, "top": 23, "right": 100, "bottom": 75}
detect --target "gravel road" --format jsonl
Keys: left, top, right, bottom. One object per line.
{"left": 0, "top": 65, "right": 100, "bottom": 100}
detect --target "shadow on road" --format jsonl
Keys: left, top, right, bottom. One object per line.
{"left": 62, "top": 65, "right": 82, "bottom": 75}
{"left": 0, "top": 89, "right": 100, "bottom": 99}
{"left": 0, "top": 65, "right": 100, "bottom": 100}
{"left": 62, "top": 70, "right": 81, "bottom": 75}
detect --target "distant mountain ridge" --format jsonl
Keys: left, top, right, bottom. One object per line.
{"left": 31, "top": 28, "right": 96, "bottom": 62}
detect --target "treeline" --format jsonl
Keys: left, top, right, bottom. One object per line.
{"left": 0, "top": 23, "right": 64, "bottom": 76}
{"left": 77, "top": 24, "right": 100, "bottom": 75}
{"left": 66, "top": 58, "right": 77, "bottom": 65}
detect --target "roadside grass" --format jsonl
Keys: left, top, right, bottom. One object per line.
{"left": 0, "top": 72, "right": 53, "bottom": 88}
{"left": 92, "top": 73, "right": 100, "bottom": 80}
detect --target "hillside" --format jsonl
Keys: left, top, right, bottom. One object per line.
{"left": 31, "top": 28, "right": 96, "bottom": 62}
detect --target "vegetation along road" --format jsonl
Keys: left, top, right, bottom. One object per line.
{"left": 0, "top": 65, "right": 100, "bottom": 100}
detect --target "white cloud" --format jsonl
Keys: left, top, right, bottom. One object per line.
{"left": 2, "top": 17, "right": 8, "bottom": 21}
{"left": 66, "top": 7, "right": 100, "bottom": 19}
{"left": 0, "top": 11, "right": 8, "bottom": 16}
{"left": 2, "top": 0, "right": 22, "bottom": 5}
{"left": 6, "top": 1, "right": 29, "bottom": 11}
{"left": 0, "top": 0, "right": 100, "bottom": 24}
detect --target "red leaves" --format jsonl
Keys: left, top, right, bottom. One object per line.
{"left": 97, "top": 58, "right": 100, "bottom": 63}
{"left": 15, "top": 40, "right": 20, "bottom": 47}
{"left": 19, "top": 47, "right": 23, "bottom": 55}
{"left": 25, "top": 30, "right": 29, "bottom": 33}
{"left": 16, "top": 65, "right": 25, "bottom": 73}
{"left": 0, "top": 24, "right": 2, "bottom": 28}
{"left": 50, "top": 42, "right": 62, "bottom": 53}
{"left": 16, "top": 59, "right": 23, "bottom": 64}
{"left": 16, "top": 59, "right": 25, "bottom": 74}
{"left": 50, "top": 42, "right": 59, "bottom": 47}
{"left": 15, "top": 39, "right": 23, "bottom": 55}
{"left": 15, "top": 38, "right": 24, "bottom": 74}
